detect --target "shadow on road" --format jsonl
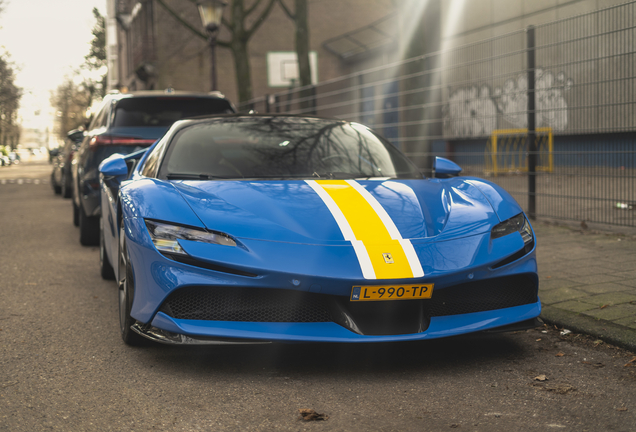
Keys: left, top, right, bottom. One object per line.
{"left": 127, "top": 332, "right": 527, "bottom": 377}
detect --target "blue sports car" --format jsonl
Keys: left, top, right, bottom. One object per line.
{"left": 99, "top": 115, "right": 540, "bottom": 346}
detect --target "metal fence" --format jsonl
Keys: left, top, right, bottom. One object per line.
{"left": 241, "top": 1, "right": 636, "bottom": 228}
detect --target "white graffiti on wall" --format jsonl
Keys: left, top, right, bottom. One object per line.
{"left": 445, "top": 68, "right": 573, "bottom": 137}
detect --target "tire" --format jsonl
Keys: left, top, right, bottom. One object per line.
{"left": 118, "top": 221, "right": 146, "bottom": 346}
{"left": 73, "top": 200, "right": 80, "bottom": 227}
{"left": 79, "top": 204, "right": 100, "bottom": 246}
{"left": 52, "top": 173, "right": 61, "bottom": 195}
{"left": 100, "top": 217, "right": 115, "bottom": 280}
{"left": 61, "top": 174, "right": 72, "bottom": 198}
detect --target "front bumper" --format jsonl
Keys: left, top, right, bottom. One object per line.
{"left": 123, "top": 216, "right": 539, "bottom": 343}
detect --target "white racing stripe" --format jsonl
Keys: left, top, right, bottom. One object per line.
{"left": 305, "top": 180, "right": 376, "bottom": 279}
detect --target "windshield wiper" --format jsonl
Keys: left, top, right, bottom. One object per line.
{"left": 166, "top": 173, "right": 230, "bottom": 180}
{"left": 312, "top": 172, "right": 358, "bottom": 179}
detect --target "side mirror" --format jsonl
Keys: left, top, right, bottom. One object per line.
{"left": 433, "top": 157, "right": 462, "bottom": 178}
{"left": 67, "top": 130, "right": 85, "bottom": 144}
{"left": 99, "top": 154, "right": 128, "bottom": 177}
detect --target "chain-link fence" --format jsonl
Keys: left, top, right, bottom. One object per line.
{"left": 241, "top": 1, "right": 636, "bottom": 228}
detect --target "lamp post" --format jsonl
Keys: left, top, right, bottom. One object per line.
{"left": 197, "top": 0, "right": 227, "bottom": 91}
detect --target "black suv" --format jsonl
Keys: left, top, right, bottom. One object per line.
{"left": 52, "top": 129, "right": 85, "bottom": 197}
{"left": 72, "top": 91, "right": 235, "bottom": 245}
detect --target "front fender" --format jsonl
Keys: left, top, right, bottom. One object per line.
{"left": 119, "top": 179, "right": 204, "bottom": 228}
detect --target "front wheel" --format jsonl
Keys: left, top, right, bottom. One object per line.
{"left": 72, "top": 201, "right": 80, "bottom": 227}
{"left": 118, "top": 221, "right": 146, "bottom": 346}
{"left": 100, "top": 217, "right": 115, "bottom": 280}
{"left": 52, "top": 172, "right": 61, "bottom": 195}
{"left": 61, "top": 173, "right": 72, "bottom": 198}
{"left": 79, "top": 204, "right": 99, "bottom": 246}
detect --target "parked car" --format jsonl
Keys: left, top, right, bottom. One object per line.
{"left": 99, "top": 114, "right": 539, "bottom": 346}
{"left": 72, "top": 90, "right": 235, "bottom": 245}
{"left": 49, "top": 147, "right": 61, "bottom": 163}
{"left": 51, "top": 129, "right": 85, "bottom": 196}
{"left": 7, "top": 152, "right": 20, "bottom": 165}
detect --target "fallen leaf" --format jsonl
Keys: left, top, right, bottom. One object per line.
{"left": 600, "top": 305, "right": 608, "bottom": 309}
{"left": 545, "top": 384, "right": 576, "bottom": 394}
{"left": 623, "top": 357, "right": 636, "bottom": 367}
{"left": 593, "top": 340, "right": 603, "bottom": 346}
{"left": 534, "top": 375, "right": 548, "bottom": 381}
{"left": 616, "top": 407, "right": 628, "bottom": 412}
{"left": 536, "top": 338, "right": 542, "bottom": 342}
{"left": 555, "top": 352, "right": 565, "bottom": 357}
{"left": 298, "top": 409, "right": 328, "bottom": 422}
{"left": 546, "top": 276, "right": 552, "bottom": 279}
{"left": 593, "top": 363, "right": 605, "bottom": 368}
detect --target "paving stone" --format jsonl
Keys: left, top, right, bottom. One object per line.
{"left": 578, "top": 292, "right": 636, "bottom": 307}
{"left": 612, "top": 279, "right": 636, "bottom": 288}
{"left": 554, "top": 265, "right": 615, "bottom": 277}
{"left": 538, "top": 278, "right": 582, "bottom": 291}
{"left": 562, "top": 258, "right": 613, "bottom": 270}
{"left": 539, "top": 287, "right": 589, "bottom": 305}
{"left": 576, "top": 282, "right": 634, "bottom": 294}
{"left": 613, "top": 316, "right": 636, "bottom": 330}
{"left": 597, "top": 260, "right": 636, "bottom": 271}
{"left": 559, "top": 273, "right": 626, "bottom": 285}
{"left": 554, "top": 300, "right": 598, "bottom": 313}
{"left": 611, "top": 270, "right": 636, "bottom": 279}
{"left": 533, "top": 222, "right": 636, "bottom": 350}
{"left": 583, "top": 303, "right": 636, "bottom": 321}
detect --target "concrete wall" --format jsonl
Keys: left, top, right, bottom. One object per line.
{"left": 440, "top": 0, "right": 628, "bottom": 45}
{"left": 439, "top": 0, "right": 636, "bottom": 139}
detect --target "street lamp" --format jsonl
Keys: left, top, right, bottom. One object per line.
{"left": 198, "top": 0, "right": 227, "bottom": 92}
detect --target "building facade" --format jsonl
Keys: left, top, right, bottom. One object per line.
{"left": 106, "top": 0, "right": 395, "bottom": 105}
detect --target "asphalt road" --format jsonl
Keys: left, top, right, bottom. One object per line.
{"left": 1, "top": 160, "right": 635, "bottom": 431}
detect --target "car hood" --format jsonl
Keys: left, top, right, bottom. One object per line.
{"left": 171, "top": 179, "right": 499, "bottom": 245}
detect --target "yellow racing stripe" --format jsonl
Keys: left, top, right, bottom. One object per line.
{"left": 307, "top": 180, "right": 424, "bottom": 280}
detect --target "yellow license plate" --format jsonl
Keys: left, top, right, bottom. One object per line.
{"left": 350, "top": 284, "right": 434, "bottom": 301}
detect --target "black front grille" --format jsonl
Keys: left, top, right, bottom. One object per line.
{"left": 426, "top": 274, "right": 537, "bottom": 317}
{"left": 160, "top": 286, "right": 331, "bottom": 322}
{"left": 158, "top": 274, "right": 537, "bottom": 335}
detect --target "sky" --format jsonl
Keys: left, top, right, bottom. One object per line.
{"left": 0, "top": 0, "right": 106, "bottom": 130}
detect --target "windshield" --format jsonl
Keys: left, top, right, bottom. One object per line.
{"left": 113, "top": 97, "right": 234, "bottom": 128}
{"left": 157, "top": 117, "right": 422, "bottom": 180}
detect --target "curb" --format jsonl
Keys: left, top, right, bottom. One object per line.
{"left": 541, "top": 305, "right": 636, "bottom": 353}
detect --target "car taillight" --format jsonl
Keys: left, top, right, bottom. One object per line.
{"left": 89, "top": 135, "right": 156, "bottom": 147}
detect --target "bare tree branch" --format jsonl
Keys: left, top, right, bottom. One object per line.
{"left": 246, "top": 0, "right": 277, "bottom": 38}
{"left": 244, "top": 0, "right": 265, "bottom": 17}
{"left": 277, "top": 0, "right": 295, "bottom": 20}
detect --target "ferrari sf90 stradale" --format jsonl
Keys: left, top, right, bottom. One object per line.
{"left": 99, "top": 115, "right": 539, "bottom": 345}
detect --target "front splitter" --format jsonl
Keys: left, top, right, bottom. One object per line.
{"left": 141, "top": 302, "right": 541, "bottom": 344}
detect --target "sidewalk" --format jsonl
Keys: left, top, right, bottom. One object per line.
{"left": 534, "top": 221, "right": 636, "bottom": 352}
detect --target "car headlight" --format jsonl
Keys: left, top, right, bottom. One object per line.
{"left": 145, "top": 220, "right": 236, "bottom": 255}
{"left": 491, "top": 213, "right": 533, "bottom": 244}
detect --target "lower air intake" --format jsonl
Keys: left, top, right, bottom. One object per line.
{"left": 160, "top": 286, "right": 332, "bottom": 322}
{"left": 426, "top": 274, "right": 538, "bottom": 317}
